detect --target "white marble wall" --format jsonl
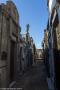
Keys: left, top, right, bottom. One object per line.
{"left": 49, "top": 0, "right": 56, "bottom": 14}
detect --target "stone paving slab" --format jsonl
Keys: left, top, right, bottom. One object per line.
{"left": 15, "top": 60, "right": 48, "bottom": 90}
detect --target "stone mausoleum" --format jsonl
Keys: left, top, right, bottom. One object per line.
{"left": 0, "top": 1, "right": 20, "bottom": 87}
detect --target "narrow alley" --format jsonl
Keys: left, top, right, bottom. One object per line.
{"left": 0, "top": 0, "right": 60, "bottom": 90}
{"left": 15, "top": 60, "right": 48, "bottom": 90}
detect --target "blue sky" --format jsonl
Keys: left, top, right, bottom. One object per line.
{"left": 0, "top": 0, "right": 48, "bottom": 49}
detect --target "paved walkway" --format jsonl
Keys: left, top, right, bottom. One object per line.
{"left": 16, "top": 60, "right": 48, "bottom": 90}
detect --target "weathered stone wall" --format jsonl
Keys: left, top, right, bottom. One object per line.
{"left": 0, "top": 13, "right": 8, "bottom": 88}
{"left": 0, "top": 1, "right": 19, "bottom": 88}
{"left": 56, "top": 24, "right": 60, "bottom": 50}
{"left": 1, "top": 16, "right": 8, "bottom": 53}
{"left": 0, "top": 66, "right": 7, "bottom": 88}
{"left": 56, "top": 8, "right": 60, "bottom": 50}
{"left": 0, "top": 13, "right": 2, "bottom": 60}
